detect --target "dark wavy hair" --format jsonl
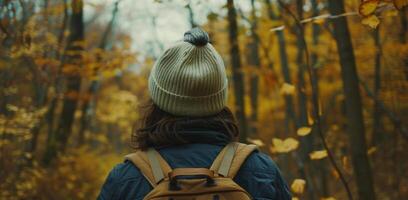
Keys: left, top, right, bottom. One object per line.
{"left": 131, "top": 100, "right": 239, "bottom": 150}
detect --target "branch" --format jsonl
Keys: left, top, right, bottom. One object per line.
{"left": 359, "top": 79, "right": 408, "bottom": 140}
{"left": 276, "top": 0, "right": 354, "bottom": 199}
{"left": 321, "top": 19, "right": 408, "bottom": 141}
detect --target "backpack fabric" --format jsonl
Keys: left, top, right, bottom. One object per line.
{"left": 125, "top": 143, "right": 255, "bottom": 200}
{"left": 97, "top": 143, "right": 291, "bottom": 200}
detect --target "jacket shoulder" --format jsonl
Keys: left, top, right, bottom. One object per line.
{"left": 234, "top": 150, "right": 292, "bottom": 200}
{"left": 239, "top": 150, "right": 280, "bottom": 173}
{"left": 97, "top": 161, "right": 151, "bottom": 200}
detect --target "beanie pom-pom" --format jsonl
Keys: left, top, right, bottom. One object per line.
{"left": 183, "top": 27, "right": 209, "bottom": 47}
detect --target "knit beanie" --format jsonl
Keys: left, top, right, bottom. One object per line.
{"left": 148, "top": 27, "right": 228, "bottom": 117}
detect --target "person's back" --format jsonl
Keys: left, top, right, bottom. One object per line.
{"left": 97, "top": 28, "right": 291, "bottom": 200}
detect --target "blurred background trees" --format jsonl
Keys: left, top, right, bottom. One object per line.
{"left": 0, "top": 0, "right": 407, "bottom": 199}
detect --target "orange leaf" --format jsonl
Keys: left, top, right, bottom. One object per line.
{"left": 359, "top": 0, "right": 379, "bottom": 16}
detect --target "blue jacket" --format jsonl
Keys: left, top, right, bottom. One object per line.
{"left": 97, "top": 143, "right": 291, "bottom": 200}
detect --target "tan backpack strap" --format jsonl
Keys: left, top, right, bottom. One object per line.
{"left": 210, "top": 142, "right": 258, "bottom": 178}
{"left": 124, "top": 148, "right": 172, "bottom": 187}
{"left": 216, "top": 143, "right": 237, "bottom": 176}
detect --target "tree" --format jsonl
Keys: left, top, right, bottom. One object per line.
{"left": 247, "top": 0, "right": 261, "bottom": 136}
{"left": 328, "top": 0, "right": 376, "bottom": 199}
{"left": 78, "top": 1, "right": 120, "bottom": 145}
{"left": 227, "top": 0, "right": 248, "bottom": 141}
{"left": 310, "top": 0, "right": 328, "bottom": 197}
{"left": 372, "top": 28, "right": 383, "bottom": 146}
{"left": 43, "top": 0, "right": 84, "bottom": 164}
{"left": 265, "top": 0, "right": 297, "bottom": 136}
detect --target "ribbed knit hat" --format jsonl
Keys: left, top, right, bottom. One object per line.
{"left": 148, "top": 28, "right": 228, "bottom": 117}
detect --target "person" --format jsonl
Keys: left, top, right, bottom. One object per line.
{"left": 97, "top": 27, "right": 291, "bottom": 200}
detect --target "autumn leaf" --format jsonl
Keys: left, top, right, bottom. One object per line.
{"left": 280, "top": 83, "right": 296, "bottom": 95}
{"left": 362, "top": 15, "right": 380, "bottom": 29}
{"left": 247, "top": 138, "right": 265, "bottom": 147}
{"left": 332, "top": 169, "right": 340, "bottom": 179}
{"left": 291, "top": 179, "right": 306, "bottom": 194}
{"left": 321, "top": 197, "right": 336, "bottom": 200}
{"left": 394, "top": 0, "right": 408, "bottom": 10}
{"left": 309, "top": 150, "right": 328, "bottom": 160}
{"left": 367, "top": 146, "right": 377, "bottom": 155}
{"left": 307, "top": 111, "right": 314, "bottom": 125}
{"left": 359, "top": 0, "right": 379, "bottom": 16}
{"left": 297, "top": 126, "right": 312, "bottom": 136}
{"left": 270, "top": 137, "right": 299, "bottom": 153}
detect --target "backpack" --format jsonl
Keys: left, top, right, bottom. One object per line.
{"left": 125, "top": 142, "right": 258, "bottom": 200}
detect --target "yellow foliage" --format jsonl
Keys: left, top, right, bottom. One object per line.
{"left": 270, "top": 137, "right": 299, "bottom": 153}
{"left": 247, "top": 138, "right": 265, "bottom": 147}
{"left": 359, "top": 0, "right": 379, "bottom": 16}
{"left": 291, "top": 179, "right": 306, "bottom": 194}
{"left": 309, "top": 150, "right": 328, "bottom": 160}
{"left": 96, "top": 86, "right": 139, "bottom": 130}
{"left": 0, "top": 147, "right": 121, "bottom": 200}
{"left": 297, "top": 127, "right": 312, "bottom": 136}
{"left": 361, "top": 15, "right": 380, "bottom": 29}
{"left": 280, "top": 83, "right": 296, "bottom": 96}
{"left": 321, "top": 197, "right": 336, "bottom": 200}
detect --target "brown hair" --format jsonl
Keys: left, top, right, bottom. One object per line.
{"left": 131, "top": 100, "right": 239, "bottom": 150}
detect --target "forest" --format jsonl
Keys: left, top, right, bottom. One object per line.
{"left": 0, "top": 0, "right": 407, "bottom": 199}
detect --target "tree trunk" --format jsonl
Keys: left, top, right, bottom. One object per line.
{"left": 372, "top": 28, "right": 382, "bottom": 146}
{"left": 310, "top": 0, "right": 327, "bottom": 197}
{"left": 57, "top": 0, "right": 84, "bottom": 149}
{"left": 43, "top": 0, "right": 84, "bottom": 164}
{"left": 400, "top": 8, "right": 408, "bottom": 79}
{"left": 293, "top": 1, "right": 316, "bottom": 198}
{"left": 247, "top": 0, "right": 260, "bottom": 136}
{"left": 78, "top": 1, "right": 119, "bottom": 145}
{"left": 295, "top": 0, "right": 308, "bottom": 138}
{"left": 265, "top": 0, "right": 297, "bottom": 136}
{"left": 400, "top": 7, "right": 407, "bottom": 44}
{"left": 227, "top": 0, "right": 247, "bottom": 141}
{"left": 328, "top": 0, "right": 376, "bottom": 199}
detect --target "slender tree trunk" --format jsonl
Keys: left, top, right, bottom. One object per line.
{"left": 372, "top": 28, "right": 382, "bottom": 146}
{"left": 247, "top": 0, "right": 260, "bottom": 136}
{"left": 227, "top": 0, "right": 247, "bottom": 141}
{"left": 400, "top": 7, "right": 407, "bottom": 43}
{"left": 292, "top": 1, "right": 316, "bottom": 198}
{"left": 43, "top": 0, "right": 69, "bottom": 164}
{"left": 265, "top": 0, "right": 296, "bottom": 136}
{"left": 306, "top": 0, "right": 329, "bottom": 199}
{"left": 400, "top": 8, "right": 408, "bottom": 79}
{"left": 328, "top": 0, "right": 376, "bottom": 199}
{"left": 295, "top": 0, "right": 308, "bottom": 136}
{"left": 78, "top": 1, "right": 119, "bottom": 145}
{"left": 27, "top": 0, "right": 52, "bottom": 155}
{"left": 44, "top": 0, "right": 84, "bottom": 164}
{"left": 57, "top": 0, "right": 84, "bottom": 150}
